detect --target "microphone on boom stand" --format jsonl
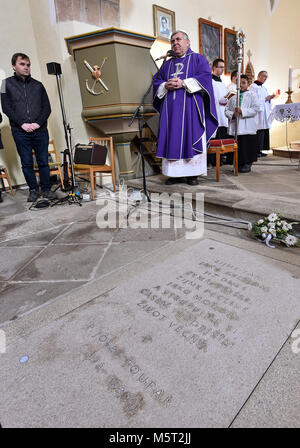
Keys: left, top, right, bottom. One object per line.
{"left": 155, "top": 50, "right": 175, "bottom": 61}
{"left": 127, "top": 50, "right": 175, "bottom": 207}
{"left": 46, "top": 62, "right": 82, "bottom": 207}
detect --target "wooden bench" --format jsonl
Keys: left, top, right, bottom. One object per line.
{"left": 207, "top": 139, "right": 238, "bottom": 182}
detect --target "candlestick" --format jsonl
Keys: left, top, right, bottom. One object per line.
{"left": 288, "top": 66, "right": 293, "bottom": 90}
{"left": 285, "top": 89, "right": 293, "bottom": 104}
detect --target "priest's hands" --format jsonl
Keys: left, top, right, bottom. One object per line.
{"left": 165, "top": 78, "right": 183, "bottom": 91}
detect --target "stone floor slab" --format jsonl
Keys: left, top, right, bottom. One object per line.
{"left": 0, "top": 281, "right": 85, "bottom": 325}
{"left": 0, "top": 247, "right": 42, "bottom": 281}
{"left": 95, "top": 240, "right": 172, "bottom": 278}
{"left": 52, "top": 222, "right": 115, "bottom": 245}
{"left": 0, "top": 215, "right": 56, "bottom": 243}
{"left": 12, "top": 244, "right": 108, "bottom": 282}
{"left": 231, "top": 323, "right": 300, "bottom": 428}
{"left": 1, "top": 238, "right": 299, "bottom": 428}
{"left": 0, "top": 226, "right": 69, "bottom": 247}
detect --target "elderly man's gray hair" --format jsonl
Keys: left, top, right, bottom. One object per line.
{"left": 170, "top": 30, "right": 190, "bottom": 41}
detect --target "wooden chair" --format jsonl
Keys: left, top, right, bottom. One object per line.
{"left": 207, "top": 139, "right": 238, "bottom": 182}
{"left": 0, "top": 165, "right": 14, "bottom": 196}
{"left": 73, "top": 137, "right": 116, "bottom": 200}
{"left": 33, "top": 139, "right": 64, "bottom": 187}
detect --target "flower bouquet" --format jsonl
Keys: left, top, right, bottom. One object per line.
{"left": 249, "top": 213, "right": 300, "bottom": 248}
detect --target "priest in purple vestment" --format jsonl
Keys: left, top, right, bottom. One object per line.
{"left": 153, "top": 30, "right": 218, "bottom": 185}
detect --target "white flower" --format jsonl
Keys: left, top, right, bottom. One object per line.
{"left": 261, "top": 226, "right": 268, "bottom": 233}
{"left": 262, "top": 233, "right": 267, "bottom": 239}
{"left": 282, "top": 223, "right": 290, "bottom": 231}
{"left": 269, "top": 229, "right": 277, "bottom": 237}
{"left": 268, "top": 223, "right": 276, "bottom": 229}
{"left": 285, "top": 235, "right": 298, "bottom": 246}
{"left": 277, "top": 221, "right": 282, "bottom": 227}
{"left": 287, "top": 223, "right": 292, "bottom": 230}
{"left": 268, "top": 213, "right": 278, "bottom": 222}
{"left": 257, "top": 219, "right": 264, "bottom": 225}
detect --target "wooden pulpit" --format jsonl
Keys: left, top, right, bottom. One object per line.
{"left": 65, "top": 27, "right": 158, "bottom": 179}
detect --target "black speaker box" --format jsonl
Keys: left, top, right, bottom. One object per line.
{"left": 74, "top": 143, "right": 108, "bottom": 165}
{"left": 47, "top": 62, "right": 62, "bottom": 76}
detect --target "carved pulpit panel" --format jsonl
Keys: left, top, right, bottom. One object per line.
{"left": 65, "top": 28, "right": 158, "bottom": 179}
{"left": 65, "top": 27, "right": 157, "bottom": 136}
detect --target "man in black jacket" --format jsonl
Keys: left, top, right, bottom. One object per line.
{"left": 1, "top": 53, "right": 56, "bottom": 202}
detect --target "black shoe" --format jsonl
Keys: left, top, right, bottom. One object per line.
{"left": 186, "top": 176, "right": 199, "bottom": 186}
{"left": 42, "top": 190, "right": 57, "bottom": 201}
{"left": 0, "top": 194, "right": 3, "bottom": 203}
{"left": 27, "top": 189, "right": 40, "bottom": 202}
{"left": 165, "top": 177, "right": 185, "bottom": 185}
{"left": 238, "top": 164, "right": 251, "bottom": 173}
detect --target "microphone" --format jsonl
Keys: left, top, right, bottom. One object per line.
{"left": 155, "top": 50, "right": 175, "bottom": 61}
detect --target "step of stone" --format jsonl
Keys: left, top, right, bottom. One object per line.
{"left": 291, "top": 141, "right": 300, "bottom": 150}
{"left": 272, "top": 147, "right": 300, "bottom": 158}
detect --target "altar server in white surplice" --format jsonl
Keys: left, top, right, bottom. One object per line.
{"left": 226, "top": 75, "right": 260, "bottom": 173}
{"left": 211, "top": 59, "right": 228, "bottom": 138}
{"left": 210, "top": 58, "right": 233, "bottom": 165}
{"left": 249, "top": 71, "right": 275, "bottom": 157}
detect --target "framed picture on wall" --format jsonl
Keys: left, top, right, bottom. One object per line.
{"left": 198, "top": 18, "right": 223, "bottom": 68}
{"left": 224, "top": 28, "right": 244, "bottom": 75}
{"left": 153, "top": 4, "right": 175, "bottom": 42}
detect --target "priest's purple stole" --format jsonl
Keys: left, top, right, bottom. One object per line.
{"left": 153, "top": 48, "right": 218, "bottom": 160}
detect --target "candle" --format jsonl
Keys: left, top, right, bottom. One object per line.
{"left": 288, "top": 66, "right": 293, "bottom": 90}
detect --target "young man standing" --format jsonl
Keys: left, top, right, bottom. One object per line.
{"left": 210, "top": 58, "right": 232, "bottom": 165}
{"left": 225, "top": 75, "right": 260, "bottom": 173}
{"left": 211, "top": 59, "right": 229, "bottom": 139}
{"left": 227, "top": 70, "right": 238, "bottom": 95}
{"left": 1, "top": 53, "right": 56, "bottom": 202}
{"left": 249, "top": 71, "right": 275, "bottom": 157}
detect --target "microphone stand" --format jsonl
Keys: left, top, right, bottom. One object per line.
{"left": 128, "top": 54, "right": 171, "bottom": 204}
{"left": 51, "top": 72, "right": 82, "bottom": 207}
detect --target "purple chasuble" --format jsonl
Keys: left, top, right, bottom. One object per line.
{"left": 153, "top": 49, "right": 218, "bottom": 160}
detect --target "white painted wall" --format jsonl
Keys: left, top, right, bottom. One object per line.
{"left": 268, "top": 0, "right": 300, "bottom": 146}
{"left": 28, "top": 0, "right": 101, "bottom": 153}
{"left": 0, "top": 0, "right": 102, "bottom": 186}
{"left": 120, "top": 0, "right": 272, "bottom": 81}
{"left": 0, "top": 0, "right": 41, "bottom": 186}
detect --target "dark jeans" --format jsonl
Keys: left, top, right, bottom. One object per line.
{"left": 12, "top": 128, "right": 50, "bottom": 192}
